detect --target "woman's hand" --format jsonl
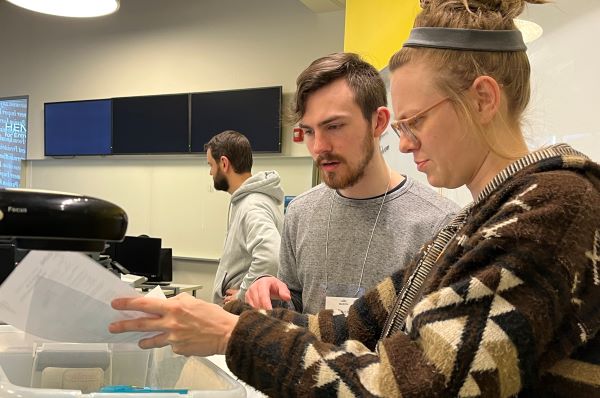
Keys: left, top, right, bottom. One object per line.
{"left": 109, "top": 293, "right": 239, "bottom": 356}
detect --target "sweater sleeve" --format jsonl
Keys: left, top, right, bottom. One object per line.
{"left": 224, "top": 171, "right": 600, "bottom": 397}
{"left": 225, "top": 269, "right": 405, "bottom": 397}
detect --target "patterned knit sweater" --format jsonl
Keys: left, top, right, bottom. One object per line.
{"left": 224, "top": 144, "right": 600, "bottom": 397}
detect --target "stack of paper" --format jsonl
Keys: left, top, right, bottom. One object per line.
{"left": 0, "top": 250, "right": 162, "bottom": 343}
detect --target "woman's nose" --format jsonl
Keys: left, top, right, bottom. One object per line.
{"left": 398, "top": 132, "right": 419, "bottom": 153}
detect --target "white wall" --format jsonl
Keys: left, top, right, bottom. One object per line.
{"left": 523, "top": 0, "right": 600, "bottom": 162}
{"left": 173, "top": 258, "right": 218, "bottom": 302}
{"left": 0, "top": 0, "right": 345, "bottom": 295}
{"left": 26, "top": 155, "right": 314, "bottom": 259}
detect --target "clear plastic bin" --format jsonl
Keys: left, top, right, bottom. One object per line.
{"left": 0, "top": 325, "right": 246, "bottom": 397}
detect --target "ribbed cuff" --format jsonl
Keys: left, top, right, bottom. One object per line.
{"left": 223, "top": 300, "right": 253, "bottom": 315}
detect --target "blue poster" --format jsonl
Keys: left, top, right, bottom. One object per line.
{"left": 0, "top": 97, "right": 28, "bottom": 188}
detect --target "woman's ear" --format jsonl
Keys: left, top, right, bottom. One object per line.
{"left": 470, "top": 75, "right": 502, "bottom": 124}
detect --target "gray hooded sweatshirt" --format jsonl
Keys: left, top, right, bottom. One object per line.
{"left": 212, "top": 170, "right": 284, "bottom": 304}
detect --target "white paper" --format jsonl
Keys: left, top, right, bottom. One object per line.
{"left": 0, "top": 250, "right": 161, "bottom": 343}
{"left": 145, "top": 284, "right": 167, "bottom": 300}
{"left": 325, "top": 296, "right": 357, "bottom": 315}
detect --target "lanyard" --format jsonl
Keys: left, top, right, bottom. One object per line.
{"left": 324, "top": 168, "right": 391, "bottom": 297}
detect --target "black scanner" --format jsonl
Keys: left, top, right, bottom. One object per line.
{"left": 0, "top": 188, "right": 128, "bottom": 252}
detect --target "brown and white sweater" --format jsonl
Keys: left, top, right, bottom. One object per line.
{"left": 224, "top": 144, "right": 600, "bottom": 397}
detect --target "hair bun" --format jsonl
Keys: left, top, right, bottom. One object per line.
{"left": 420, "top": 0, "right": 545, "bottom": 20}
{"left": 472, "top": 0, "right": 525, "bottom": 19}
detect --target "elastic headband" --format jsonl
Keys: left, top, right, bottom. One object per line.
{"left": 404, "top": 27, "right": 527, "bottom": 52}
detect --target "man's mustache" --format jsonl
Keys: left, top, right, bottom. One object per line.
{"left": 316, "top": 154, "right": 345, "bottom": 165}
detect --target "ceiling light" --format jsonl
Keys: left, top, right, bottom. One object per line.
{"left": 514, "top": 19, "right": 543, "bottom": 44}
{"left": 6, "top": 0, "right": 120, "bottom": 18}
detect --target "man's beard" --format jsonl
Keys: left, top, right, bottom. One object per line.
{"left": 317, "top": 130, "right": 374, "bottom": 190}
{"left": 213, "top": 169, "right": 229, "bottom": 192}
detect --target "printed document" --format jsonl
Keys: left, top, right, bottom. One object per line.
{"left": 0, "top": 250, "right": 162, "bottom": 343}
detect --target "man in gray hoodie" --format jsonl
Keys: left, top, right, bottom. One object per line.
{"left": 205, "top": 130, "right": 284, "bottom": 305}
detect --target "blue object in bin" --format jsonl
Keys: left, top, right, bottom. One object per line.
{"left": 100, "top": 385, "right": 189, "bottom": 394}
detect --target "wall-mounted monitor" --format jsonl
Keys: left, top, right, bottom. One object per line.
{"left": 44, "top": 99, "right": 112, "bottom": 156}
{"left": 190, "top": 86, "right": 282, "bottom": 153}
{"left": 0, "top": 96, "right": 28, "bottom": 187}
{"left": 112, "top": 94, "right": 189, "bottom": 154}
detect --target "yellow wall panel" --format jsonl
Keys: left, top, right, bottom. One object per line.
{"left": 344, "top": 0, "right": 420, "bottom": 70}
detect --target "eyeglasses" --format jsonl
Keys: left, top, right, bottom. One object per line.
{"left": 390, "top": 97, "right": 450, "bottom": 143}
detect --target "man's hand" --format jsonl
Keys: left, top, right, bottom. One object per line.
{"left": 109, "top": 293, "right": 238, "bottom": 356}
{"left": 223, "top": 288, "right": 239, "bottom": 304}
{"left": 245, "top": 276, "right": 291, "bottom": 310}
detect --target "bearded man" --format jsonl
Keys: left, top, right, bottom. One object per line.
{"left": 205, "top": 130, "right": 284, "bottom": 305}
{"left": 245, "top": 53, "right": 459, "bottom": 314}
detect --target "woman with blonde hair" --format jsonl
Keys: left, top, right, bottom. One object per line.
{"left": 110, "top": 1, "right": 600, "bottom": 396}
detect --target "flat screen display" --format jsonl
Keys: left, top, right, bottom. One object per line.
{"left": 112, "top": 94, "right": 189, "bottom": 154}
{"left": 0, "top": 96, "right": 28, "bottom": 187}
{"left": 190, "top": 86, "right": 282, "bottom": 153}
{"left": 44, "top": 99, "right": 112, "bottom": 156}
{"left": 106, "top": 236, "right": 164, "bottom": 282}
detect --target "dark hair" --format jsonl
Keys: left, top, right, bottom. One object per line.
{"left": 388, "top": 0, "right": 548, "bottom": 159}
{"left": 291, "top": 52, "right": 387, "bottom": 123}
{"left": 204, "top": 130, "right": 253, "bottom": 173}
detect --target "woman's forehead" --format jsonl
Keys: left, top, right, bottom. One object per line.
{"left": 390, "top": 65, "right": 440, "bottom": 103}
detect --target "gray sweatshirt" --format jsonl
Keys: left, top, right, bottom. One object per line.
{"left": 278, "top": 177, "right": 460, "bottom": 314}
{"left": 212, "top": 170, "right": 284, "bottom": 304}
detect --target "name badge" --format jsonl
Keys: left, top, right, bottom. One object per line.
{"left": 325, "top": 296, "right": 358, "bottom": 315}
